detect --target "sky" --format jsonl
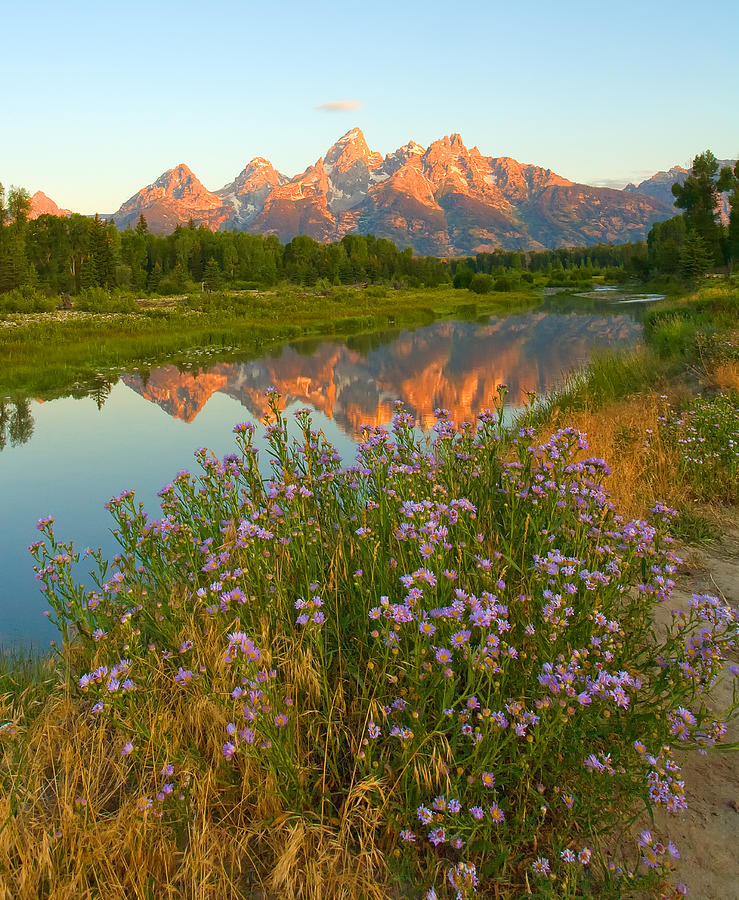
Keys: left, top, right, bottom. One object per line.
{"left": 1, "top": 0, "right": 738, "bottom": 214}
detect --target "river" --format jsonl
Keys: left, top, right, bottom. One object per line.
{"left": 0, "top": 297, "right": 651, "bottom": 645}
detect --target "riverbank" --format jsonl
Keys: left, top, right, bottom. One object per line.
{"left": 0, "top": 284, "right": 537, "bottom": 400}
{"left": 0, "top": 279, "right": 736, "bottom": 898}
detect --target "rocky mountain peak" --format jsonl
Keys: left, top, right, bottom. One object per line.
{"left": 324, "top": 127, "right": 383, "bottom": 173}
{"left": 152, "top": 164, "right": 207, "bottom": 200}
{"left": 108, "top": 130, "right": 677, "bottom": 250}
{"left": 113, "top": 164, "right": 230, "bottom": 233}
{"left": 316, "top": 128, "right": 385, "bottom": 213}
{"left": 216, "top": 157, "right": 288, "bottom": 229}
{"left": 219, "top": 158, "right": 286, "bottom": 195}
{"left": 28, "top": 191, "right": 72, "bottom": 219}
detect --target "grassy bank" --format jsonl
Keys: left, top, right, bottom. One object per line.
{"left": 0, "top": 280, "right": 737, "bottom": 899}
{"left": 0, "top": 285, "right": 535, "bottom": 401}
{"left": 521, "top": 278, "right": 738, "bottom": 530}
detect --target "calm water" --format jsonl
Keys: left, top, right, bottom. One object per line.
{"left": 0, "top": 301, "right": 647, "bottom": 646}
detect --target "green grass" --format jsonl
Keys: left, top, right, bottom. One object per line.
{"left": 0, "top": 285, "right": 537, "bottom": 400}
{"left": 669, "top": 505, "right": 722, "bottom": 545}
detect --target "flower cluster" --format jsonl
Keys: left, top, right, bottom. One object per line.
{"left": 29, "top": 390, "right": 738, "bottom": 898}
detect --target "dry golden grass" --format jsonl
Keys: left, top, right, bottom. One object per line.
{"left": 532, "top": 390, "right": 694, "bottom": 521}
{"left": 0, "top": 623, "right": 392, "bottom": 900}
{"left": 711, "top": 359, "right": 739, "bottom": 393}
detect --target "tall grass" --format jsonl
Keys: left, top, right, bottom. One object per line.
{"left": 2, "top": 390, "right": 736, "bottom": 898}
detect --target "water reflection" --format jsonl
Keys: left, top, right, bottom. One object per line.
{"left": 0, "top": 304, "right": 645, "bottom": 645}
{"left": 0, "top": 398, "right": 34, "bottom": 450}
{"left": 120, "top": 311, "right": 642, "bottom": 436}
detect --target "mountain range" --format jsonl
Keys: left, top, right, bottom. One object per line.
{"left": 28, "top": 129, "right": 696, "bottom": 254}
{"left": 623, "top": 161, "right": 734, "bottom": 224}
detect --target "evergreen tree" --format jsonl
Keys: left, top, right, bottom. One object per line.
{"left": 203, "top": 257, "right": 222, "bottom": 291}
{"left": 725, "top": 161, "right": 739, "bottom": 271}
{"left": 672, "top": 151, "right": 732, "bottom": 264}
{"left": 679, "top": 232, "right": 713, "bottom": 280}
{"left": 0, "top": 186, "right": 32, "bottom": 290}
{"left": 647, "top": 215, "right": 687, "bottom": 274}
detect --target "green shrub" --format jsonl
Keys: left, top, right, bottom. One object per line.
{"left": 453, "top": 267, "right": 474, "bottom": 289}
{"left": 0, "top": 286, "right": 56, "bottom": 314}
{"left": 74, "top": 287, "right": 137, "bottom": 313}
{"left": 468, "top": 273, "right": 494, "bottom": 294}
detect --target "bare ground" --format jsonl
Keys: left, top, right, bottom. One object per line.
{"left": 652, "top": 508, "right": 739, "bottom": 898}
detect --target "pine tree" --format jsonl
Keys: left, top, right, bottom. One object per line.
{"left": 725, "top": 161, "right": 739, "bottom": 271}
{"left": 679, "top": 232, "right": 712, "bottom": 280}
{"left": 672, "top": 151, "right": 732, "bottom": 265}
{"left": 203, "top": 257, "right": 222, "bottom": 292}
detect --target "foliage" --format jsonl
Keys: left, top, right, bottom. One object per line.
{"left": 0, "top": 285, "right": 537, "bottom": 402}
{"left": 648, "top": 216, "right": 687, "bottom": 275}
{"left": 727, "top": 161, "right": 739, "bottom": 269}
{"left": 73, "top": 287, "right": 138, "bottom": 313}
{"left": 0, "top": 284, "right": 56, "bottom": 314}
{"left": 467, "top": 273, "right": 493, "bottom": 294}
{"left": 671, "top": 151, "right": 735, "bottom": 266}
{"left": 655, "top": 393, "right": 739, "bottom": 503}
{"left": 6, "top": 390, "right": 736, "bottom": 897}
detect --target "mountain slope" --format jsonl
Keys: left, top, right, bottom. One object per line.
{"left": 112, "top": 165, "right": 233, "bottom": 233}
{"left": 216, "top": 158, "right": 289, "bottom": 229}
{"left": 28, "top": 191, "right": 72, "bottom": 219}
{"left": 109, "top": 130, "right": 677, "bottom": 251}
{"left": 625, "top": 160, "right": 736, "bottom": 224}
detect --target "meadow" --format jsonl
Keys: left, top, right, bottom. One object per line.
{"left": 0, "top": 284, "right": 535, "bottom": 401}
{"left": 0, "top": 279, "right": 737, "bottom": 899}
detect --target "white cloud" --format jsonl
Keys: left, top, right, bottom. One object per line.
{"left": 315, "top": 100, "right": 363, "bottom": 113}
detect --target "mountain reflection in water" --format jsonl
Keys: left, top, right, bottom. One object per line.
{"left": 121, "top": 312, "right": 642, "bottom": 436}
{"left": 1, "top": 307, "right": 646, "bottom": 645}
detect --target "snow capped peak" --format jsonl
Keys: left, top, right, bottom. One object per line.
{"left": 154, "top": 164, "right": 197, "bottom": 191}
{"left": 338, "top": 127, "right": 364, "bottom": 143}
{"left": 398, "top": 140, "right": 425, "bottom": 155}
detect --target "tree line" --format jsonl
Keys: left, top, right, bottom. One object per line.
{"left": 1, "top": 150, "right": 737, "bottom": 301}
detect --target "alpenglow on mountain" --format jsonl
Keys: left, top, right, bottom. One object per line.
{"left": 108, "top": 129, "right": 675, "bottom": 254}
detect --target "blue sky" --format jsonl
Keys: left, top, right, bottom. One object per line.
{"left": 2, "top": 0, "right": 737, "bottom": 213}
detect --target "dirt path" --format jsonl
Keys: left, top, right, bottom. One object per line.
{"left": 653, "top": 509, "right": 739, "bottom": 898}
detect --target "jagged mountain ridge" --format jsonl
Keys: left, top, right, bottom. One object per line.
{"left": 112, "top": 164, "right": 232, "bottom": 233}
{"left": 624, "top": 159, "right": 735, "bottom": 224}
{"left": 34, "top": 129, "right": 681, "bottom": 252}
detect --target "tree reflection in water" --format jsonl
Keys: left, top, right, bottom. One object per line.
{"left": 0, "top": 398, "right": 34, "bottom": 451}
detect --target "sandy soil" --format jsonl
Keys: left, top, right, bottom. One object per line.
{"left": 651, "top": 509, "right": 739, "bottom": 899}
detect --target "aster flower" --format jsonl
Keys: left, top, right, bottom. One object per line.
{"left": 489, "top": 803, "right": 505, "bottom": 823}
{"left": 428, "top": 827, "right": 446, "bottom": 846}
